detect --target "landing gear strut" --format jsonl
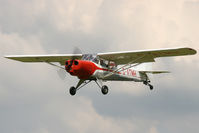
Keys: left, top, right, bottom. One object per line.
{"left": 69, "top": 79, "right": 91, "bottom": 96}
{"left": 95, "top": 79, "right": 109, "bottom": 95}
{"left": 143, "top": 81, "right": 154, "bottom": 90}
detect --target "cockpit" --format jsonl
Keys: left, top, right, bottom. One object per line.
{"left": 82, "top": 54, "right": 99, "bottom": 64}
{"left": 82, "top": 54, "right": 116, "bottom": 69}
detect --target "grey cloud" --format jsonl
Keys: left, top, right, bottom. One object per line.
{"left": 1, "top": 0, "right": 199, "bottom": 133}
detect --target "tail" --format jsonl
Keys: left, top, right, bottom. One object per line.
{"left": 134, "top": 63, "right": 170, "bottom": 90}
{"left": 139, "top": 70, "right": 170, "bottom": 82}
{"left": 135, "top": 63, "right": 170, "bottom": 81}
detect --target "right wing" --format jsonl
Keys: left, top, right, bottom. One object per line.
{"left": 4, "top": 54, "right": 83, "bottom": 65}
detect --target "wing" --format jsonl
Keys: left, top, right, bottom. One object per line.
{"left": 98, "top": 47, "right": 197, "bottom": 65}
{"left": 4, "top": 54, "right": 83, "bottom": 65}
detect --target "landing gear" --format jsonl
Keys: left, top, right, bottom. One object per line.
{"left": 143, "top": 81, "right": 154, "bottom": 90}
{"left": 101, "top": 85, "right": 109, "bottom": 95}
{"left": 95, "top": 79, "right": 109, "bottom": 95}
{"left": 69, "top": 79, "right": 92, "bottom": 96}
{"left": 68, "top": 79, "right": 109, "bottom": 96}
{"left": 69, "top": 86, "right": 76, "bottom": 96}
{"left": 149, "top": 84, "right": 153, "bottom": 90}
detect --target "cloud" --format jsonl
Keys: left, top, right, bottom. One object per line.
{"left": 149, "top": 127, "right": 159, "bottom": 133}
{"left": 47, "top": 0, "right": 103, "bottom": 33}
{"left": 0, "top": 0, "right": 199, "bottom": 133}
{"left": 0, "top": 32, "right": 45, "bottom": 55}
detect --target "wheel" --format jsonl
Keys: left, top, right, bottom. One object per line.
{"left": 69, "top": 86, "right": 76, "bottom": 96}
{"left": 149, "top": 84, "right": 153, "bottom": 90}
{"left": 101, "top": 85, "right": 108, "bottom": 95}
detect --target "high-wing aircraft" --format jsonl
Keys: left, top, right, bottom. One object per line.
{"left": 5, "top": 47, "right": 197, "bottom": 96}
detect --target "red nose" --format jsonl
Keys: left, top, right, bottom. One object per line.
{"left": 65, "top": 60, "right": 96, "bottom": 79}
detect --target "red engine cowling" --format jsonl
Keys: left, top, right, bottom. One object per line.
{"left": 65, "top": 60, "right": 96, "bottom": 79}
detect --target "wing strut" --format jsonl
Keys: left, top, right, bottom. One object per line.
{"left": 103, "top": 54, "right": 147, "bottom": 78}
{"left": 45, "top": 62, "right": 65, "bottom": 70}
{"left": 114, "top": 54, "right": 146, "bottom": 72}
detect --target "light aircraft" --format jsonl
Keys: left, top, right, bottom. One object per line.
{"left": 5, "top": 47, "right": 197, "bottom": 96}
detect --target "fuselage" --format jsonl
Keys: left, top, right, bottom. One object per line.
{"left": 65, "top": 59, "right": 145, "bottom": 82}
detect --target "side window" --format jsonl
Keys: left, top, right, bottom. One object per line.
{"left": 93, "top": 58, "right": 99, "bottom": 64}
{"left": 109, "top": 61, "right": 116, "bottom": 69}
{"left": 100, "top": 60, "right": 109, "bottom": 68}
{"left": 100, "top": 60, "right": 106, "bottom": 67}
{"left": 100, "top": 60, "right": 104, "bottom": 66}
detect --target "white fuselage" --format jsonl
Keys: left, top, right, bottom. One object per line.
{"left": 91, "top": 62, "right": 146, "bottom": 82}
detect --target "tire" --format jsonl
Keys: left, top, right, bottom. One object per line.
{"left": 69, "top": 86, "right": 76, "bottom": 96}
{"left": 149, "top": 85, "right": 153, "bottom": 90}
{"left": 101, "top": 85, "right": 108, "bottom": 95}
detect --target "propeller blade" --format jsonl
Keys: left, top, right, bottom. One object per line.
{"left": 71, "top": 46, "right": 82, "bottom": 60}
{"left": 57, "top": 68, "right": 66, "bottom": 80}
{"left": 45, "top": 62, "right": 66, "bottom": 80}
{"left": 67, "top": 47, "right": 82, "bottom": 70}
{"left": 46, "top": 62, "right": 65, "bottom": 70}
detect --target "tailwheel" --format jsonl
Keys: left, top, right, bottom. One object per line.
{"left": 69, "top": 86, "right": 76, "bottom": 96}
{"left": 149, "top": 84, "right": 153, "bottom": 90}
{"left": 143, "top": 81, "right": 154, "bottom": 90}
{"left": 101, "top": 85, "right": 109, "bottom": 95}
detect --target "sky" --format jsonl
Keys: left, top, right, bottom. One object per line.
{"left": 0, "top": 0, "right": 199, "bottom": 133}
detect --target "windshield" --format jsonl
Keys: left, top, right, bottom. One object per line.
{"left": 82, "top": 54, "right": 99, "bottom": 64}
{"left": 82, "top": 54, "right": 116, "bottom": 69}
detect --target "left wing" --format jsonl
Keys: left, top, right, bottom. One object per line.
{"left": 98, "top": 47, "right": 197, "bottom": 65}
{"left": 4, "top": 54, "right": 82, "bottom": 65}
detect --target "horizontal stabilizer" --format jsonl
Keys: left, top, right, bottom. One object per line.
{"left": 139, "top": 71, "right": 170, "bottom": 74}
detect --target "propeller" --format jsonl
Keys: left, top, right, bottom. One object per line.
{"left": 45, "top": 62, "right": 67, "bottom": 80}
{"left": 72, "top": 46, "right": 82, "bottom": 59}
{"left": 58, "top": 47, "right": 82, "bottom": 79}
{"left": 66, "top": 47, "right": 82, "bottom": 71}
{"left": 46, "top": 47, "right": 82, "bottom": 80}
{"left": 57, "top": 68, "right": 66, "bottom": 80}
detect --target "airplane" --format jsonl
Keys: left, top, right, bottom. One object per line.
{"left": 4, "top": 47, "right": 197, "bottom": 96}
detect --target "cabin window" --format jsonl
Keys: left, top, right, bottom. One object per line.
{"left": 100, "top": 59, "right": 109, "bottom": 67}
